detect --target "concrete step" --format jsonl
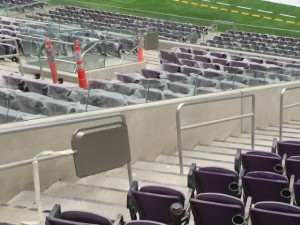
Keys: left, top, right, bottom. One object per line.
{"left": 192, "top": 145, "right": 249, "bottom": 155}
{"left": 86, "top": 167, "right": 188, "bottom": 189}
{"left": 240, "top": 133, "right": 275, "bottom": 142}
{"left": 281, "top": 123, "right": 300, "bottom": 129}
{"left": 256, "top": 129, "right": 300, "bottom": 139}
{"left": 176, "top": 150, "right": 235, "bottom": 163}
{"left": 209, "top": 140, "right": 270, "bottom": 151}
{"left": 225, "top": 137, "right": 272, "bottom": 148}
{"left": 0, "top": 204, "right": 46, "bottom": 224}
{"left": 155, "top": 154, "right": 233, "bottom": 170}
{"left": 45, "top": 181, "right": 126, "bottom": 206}
{"left": 77, "top": 171, "right": 187, "bottom": 194}
{"left": 263, "top": 126, "right": 300, "bottom": 134}
{"left": 8, "top": 190, "right": 130, "bottom": 221}
{"left": 132, "top": 160, "right": 190, "bottom": 174}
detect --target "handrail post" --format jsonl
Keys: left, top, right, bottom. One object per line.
{"left": 176, "top": 104, "right": 184, "bottom": 174}
{"left": 32, "top": 161, "right": 43, "bottom": 225}
{"left": 279, "top": 88, "right": 286, "bottom": 141}
{"left": 251, "top": 95, "right": 255, "bottom": 149}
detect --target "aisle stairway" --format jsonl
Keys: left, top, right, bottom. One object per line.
{"left": 1, "top": 121, "right": 300, "bottom": 224}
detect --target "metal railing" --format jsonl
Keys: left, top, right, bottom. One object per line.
{"left": 279, "top": 86, "right": 300, "bottom": 141}
{"left": 0, "top": 112, "right": 131, "bottom": 225}
{"left": 176, "top": 94, "right": 255, "bottom": 174}
{"left": 0, "top": 38, "right": 24, "bottom": 76}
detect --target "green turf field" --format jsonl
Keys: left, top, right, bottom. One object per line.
{"left": 50, "top": 0, "right": 300, "bottom": 36}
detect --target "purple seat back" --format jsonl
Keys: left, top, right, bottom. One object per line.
{"left": 126, "top": 221, "right": 167, "bottom": 225}
{"left": 277, "top": 141, "right": 300, "bottom": 158}
{"left": 250, "top": 202, "right": 300, "bottom": 225}
{"left": 242, "top": 151, "right": 281, "bottom": 174}
{"left": 242, "top": 171, "right": 289, "bottom": 204}
{"left": 46, "top": 211, "right": 113, "bottom": 225}
{"left": 190, "top": 193, "right": 244, "bottom": 225}
{"left": 286, "top": 156, "right": 300, "bottom": 181}
{"left": 131, "top": 186, "right": 184, "bottom": 224}
{"left": 160, "top": 50, "right": 179, "bottom": 64}
{"left": 162, "top": 63, "right": 181, "bottom": 73}
{"left": 193, "top": 167, "right": 239, "bottom": 196}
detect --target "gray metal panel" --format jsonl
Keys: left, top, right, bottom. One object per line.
{"left": 71, "top": 122, "right": 131, "bottom": 178}
{"left": 144, "top": 31, "right": 159, "bottom": 50}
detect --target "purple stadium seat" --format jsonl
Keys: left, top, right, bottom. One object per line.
{"left": 141, "top": 69, "right": 161, "bottom": 79}
{"left": 277, "top": 140, "right": 300, "bottom": 158}
{"left": 188, "top": 164, "right": 241, "bottom": 197}
{"left": 235, "top": 149, "right": 283, "bottom": 175}
{"left": 127, "top": 181, "right": 192, "bottom": 225}
{"left": 242, "top": 171, "right": 293, "bottom": 204}
{"left": 115, "top": 72, "right": 141, "bottom": 84}
{"left": 126, "top": 221, "right": 167, "bottom": 225}
{"left": 162, "top": 63, "right": 181, "bottom": 73}
{"left": 285, "top": 156, "right": 300, "bottom": 181}
{"left": 250, "top": 201, "right": 300, "bottom": 225}
{"left": 190, "top": 193, "right": 251, "bottom": 225}
{"left": 46, "top": 204, "right": 123, "bottom": 225}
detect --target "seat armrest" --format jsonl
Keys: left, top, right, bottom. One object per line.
{"left": 244, "top": 197, "right": 252, "bottom": 220}
{"left": 234, "top": 149, "right": 242, "bottom": 174}
{"left": 289, "top": 175, "right": 295, "bottom": 205}
{"left": 113, "top": 214, "right": 124, "bottom": 225}
{"left": 184, "top": 187, "right": 194, "bottom": 211}
{"left": 127, "top": 181, "right": 138, "bottom": 220}
{"left": 272, "top": 138, "right": 277, "bottom": 154}
{"left": 49, "top": 204, "right": 62, "bottom": 218}
{"left": 282, "top": 153, "right": 287, "bottom": 171}
{"left": 187, "top": 163, "right": 196, "bottom": 189}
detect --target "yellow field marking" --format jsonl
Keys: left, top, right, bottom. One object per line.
{"left": 211, "top": 6, "right": 218, "bottom": 9}
{"left": 263, "top": 16, "right": 272, "bottom": 20}
{"left": 201, "top": 4, "right": 208, "bottom": 7}
{"left": 275, "top": 18, "right": 283, "bottom": 22}
{"left": 231, "top": 10, "right": 239, "bottom": 13}
{"left": 173, "top": 0, "right": 180, "bottom": 2}
{"left": 191, "top": 2, "right": 198, "bottom": 5}
{"left": 241, "top": 12, "right": 249, "bottom": 15}
{"left": 252, "top": 14, "right": 260, "bottom": 17}
{"left": 221, "top": 8, "right": 228, "bottom": 11}
{"left": 287, "top": 21, "right": 295, "bottom": 24}
{"left": 182, "top": 0, "right": 189, "bottom": 3}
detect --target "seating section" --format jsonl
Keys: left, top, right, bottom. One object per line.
{"left": 158, "top": 47, "right": 300, "bottom": 92}
{"left": 0, "top": 0, "right": 46, "bottom": 13}
{"left": 207, "top": 30, "right": 300, "bottom": 59}
{"left": 26, "top": 6, "right": 207, "bottom": 43}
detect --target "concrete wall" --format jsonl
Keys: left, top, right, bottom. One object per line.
{"left": 1, "top": 80, "right": 300, "bottom": 201}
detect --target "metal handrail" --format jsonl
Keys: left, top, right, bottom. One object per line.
{"left": 176, "top": 94, "right": 255, "bottom": 174}
{"left": 279, "top": 86, "right": 300, "bottom": 141}
{"left": 0, "top": 38, "right": 23, "bottom": 76}
{"left": 119, "top": 44, "right": 139, "bottom": 65}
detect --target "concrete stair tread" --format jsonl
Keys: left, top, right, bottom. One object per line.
{"left": 256, "top": 129, "right": 300, "bottom": 139}
{"left": 84, "top": 167, "right": 187, "bottom": 189}
{"left": 8, "top": 191, "right": 130, "bottom": 220}
{"left": 175, "top": 150, "right": 235, "bottom": 163}
{"left": 239, "top": 133, "right": 275, "bottom": 142}
{"left": 225, "top": 137, "right": 271, "bottom": 147}
{"left": 45, "top": 181, "right": 126, "bottom": 206}
{"left": 155, "top": 154, "right": 233, "bottom": 170}
{"left": 0, "top": 205, "right": 44, "bottom": 224}
{"left": 77, "top": 173, "right": 187, "bottom": 194}
{"left": 263, "top": 126, "right": 300, "bottom": 134}
{"left": 209, "top": 141, "right": 270, "bottom": 151}
{"left": 133, "top": 160, "right": 190, "bottom": 175}
{"left": 192, "top": 145, "right": 249, "bottom": 155}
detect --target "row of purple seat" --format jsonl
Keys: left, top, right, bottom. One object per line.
{"left": 126, "top": 139, "right": 300, "bottom": 225}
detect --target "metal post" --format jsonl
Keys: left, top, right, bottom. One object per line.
{"left": 279, "top": 88, "right": 286, "bottom": 141}
{"left": 251, "top": 95, "right": 255, "bottom": 149}
{"left": 176, "top": 104, "right": 184, "bottom": 174}
{"left": 127, "top": 162, "right": 133, "bottom": 186}
{"left": 32, "top": 161, "right": 43, "bottom": 225}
